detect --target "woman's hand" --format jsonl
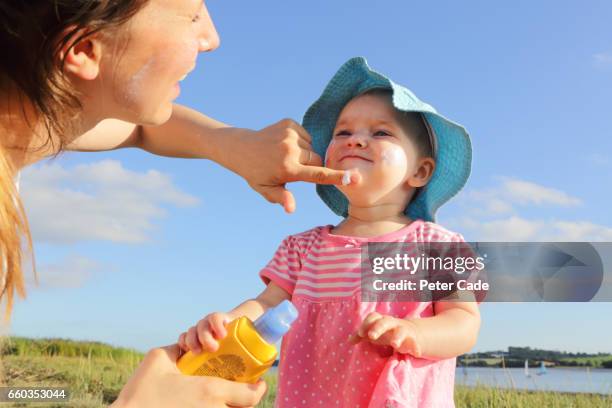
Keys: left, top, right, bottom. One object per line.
{"left": 112, "top": 344, "right": 266, "bottom": 408}
{"left": 178, "top": 311, "right": 234, "bottom": 354}
{"left": 349, "top": 312, "right": 422, "bottom": 357}
{"left": 221, "top": 119, "right": 359, "bottom": 213}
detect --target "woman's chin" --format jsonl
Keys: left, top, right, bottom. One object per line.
{"left": 137, "top": 104, "right": 174, "bottom": 126}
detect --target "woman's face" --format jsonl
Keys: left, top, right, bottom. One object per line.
{"left": 95, "top": 0, "right": 220, "bottom": 125}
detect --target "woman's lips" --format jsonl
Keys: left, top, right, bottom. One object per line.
{"left": 172, "top": 82, "right": 181, "bottom": 98}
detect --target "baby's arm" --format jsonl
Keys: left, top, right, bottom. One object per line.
{"left": 352, "top": 300, "right": 480, "bottom": 360}
{"left": 178, "top": 282, "right": 290, "bottom": 354}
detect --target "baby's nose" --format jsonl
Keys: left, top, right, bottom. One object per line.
{"left": 346, "top": 132, "right": 368, "bottom": 148}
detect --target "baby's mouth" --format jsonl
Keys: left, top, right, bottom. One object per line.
{"left": 339, "top": 155, "right": 373, "bottom": 163}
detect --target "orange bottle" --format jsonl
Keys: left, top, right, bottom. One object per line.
{"left": 177, "top": 300, "right": 298, "bottom": 383}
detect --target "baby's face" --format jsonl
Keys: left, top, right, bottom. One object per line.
{"left": 325, "top": 94, "right": 427, "bottom": 209}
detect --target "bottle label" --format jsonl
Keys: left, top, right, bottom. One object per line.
{"left": 193, "top": 354, "right": 247, "bottom": 380}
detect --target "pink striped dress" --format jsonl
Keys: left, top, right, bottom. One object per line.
{"left": 260, "top": 220, "right": 462, "bottom": 408}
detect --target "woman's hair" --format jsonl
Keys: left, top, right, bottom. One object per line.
{"left": 0, "top": 0, "right": 149, "bottom": 318}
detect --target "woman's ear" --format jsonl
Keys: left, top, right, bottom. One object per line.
{"left": 406, "top": 157, "right": 436, "bottom": 188}
{"left": 58, "top": 28, "right": 102, "bottom": 80}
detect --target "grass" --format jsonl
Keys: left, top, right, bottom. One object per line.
{"left": 1, "top": 338, "right": 611, "bottom": 407}
{"left": 0, "top": 337, "right": 141, "bottom": 408}
{"left": 454, "top": 386, "right": 612, "bottom": 408}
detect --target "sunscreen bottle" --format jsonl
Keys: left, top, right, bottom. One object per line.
{"left": 177, "top": 300, "right": 298, "bottom": 383}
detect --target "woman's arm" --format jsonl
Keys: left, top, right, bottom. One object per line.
{"left": 67, "top": 104, "right": 352, "bottom": 212}
{"left": 67, "top": 104, "right": 229, "bottom": 157}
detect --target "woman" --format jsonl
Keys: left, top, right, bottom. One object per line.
{"left": 0, "top": 1, "right": 349, "bottom": 406}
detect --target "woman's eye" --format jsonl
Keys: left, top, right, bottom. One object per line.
{"left": 374, "top": 130, "right": 392, "bottom": 137}
{"left": 192, "top": 3, "right": 204, "bottom": 23}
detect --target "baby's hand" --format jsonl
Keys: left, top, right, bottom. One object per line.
{"left": 349, "top": 312, "right": 422, "bottom": 357}
{"left": 178, "top": 312, "right": 234, "bottom": 355}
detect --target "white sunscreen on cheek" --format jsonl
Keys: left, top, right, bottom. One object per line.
{"left": 381, "top": 146, "right": 406, "bottom": 167}
{"left": 125, "top": 57, "right": 156, "bottom": 105}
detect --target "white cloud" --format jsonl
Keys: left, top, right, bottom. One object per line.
{"left": 454, "top": 216, "right": 542, "bottom": 241}
{"left": 500, "top": 178, "right": 581, "bottom": 207}
{"left": 549, "top": 221, "right": 612, "bottom": 241}
{"left": 21, "top": 160, "right": 199, "bottom": 244}
{"left": 27, "top": 256, "right": 101, "bottom": 289}
{"left": 593, "top": 52, "right": 612, "bottom": 69}
{"left": 453, "top": 216, "right": 612, "bottom": 242}
{"left": 451, "top": 177, "right": 610, "bottom": 241}
{"left": 459, "top": 177, "right": 581, "bottom": 217}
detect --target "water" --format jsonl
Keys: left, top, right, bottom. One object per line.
{"left": 268, "top": 366, "right": 612, "bottom": 394}
{"left": 456, "top": 366, "right": 612, "bottom": 395}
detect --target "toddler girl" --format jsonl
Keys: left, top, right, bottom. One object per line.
{"left": 178, "top": 57, "right": 480, "bottom": 408}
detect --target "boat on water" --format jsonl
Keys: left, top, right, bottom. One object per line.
{"left": 524, "top": 359, "right": 531, "bottom": 377}
{"left": 537, "top": 361, "right": 548, "bottom": 376}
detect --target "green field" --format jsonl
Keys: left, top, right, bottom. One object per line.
{"left": 1, "top": 338, "right": 611, "bottom": 407}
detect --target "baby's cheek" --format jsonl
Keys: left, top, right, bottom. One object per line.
{"left": 324, "top": 140, "right": 338, "bottom": 167}
{"left": 380, "top": 146, "right": 408, "bottom": 168}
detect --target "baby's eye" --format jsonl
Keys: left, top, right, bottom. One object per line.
{"left": 374, "top": 130, "right": 392, "bottom": 137}
{"left": 334, "top": 130, "right": 351, "bottom": 137}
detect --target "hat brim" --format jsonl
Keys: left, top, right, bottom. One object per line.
{"left": 303, "top": 57, "right": 471, "bottom": 222}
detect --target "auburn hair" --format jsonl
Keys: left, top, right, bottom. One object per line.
{"left": 0, "top": 0, "right": 149, "bottom": 318}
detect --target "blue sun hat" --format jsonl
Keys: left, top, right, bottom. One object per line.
{"left": 302, "top": 57, "right": 472, "bottom": 223}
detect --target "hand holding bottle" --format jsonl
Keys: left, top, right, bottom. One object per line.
{"left": 111, "top": 344, "right": 267, "bottom": 408}
{"left": 178, "top": 311, "right": 234, "bottom": 354}
{"left": 176, "top": 301, "right": 298, "bottom": 382}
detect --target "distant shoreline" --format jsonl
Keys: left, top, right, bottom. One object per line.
{"left": 460, "top": 346, "right": 612, "bottom": 369}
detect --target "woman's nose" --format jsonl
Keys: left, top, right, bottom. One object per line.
{"left": 197, "top": 3, "right": 221, "bottom": 52}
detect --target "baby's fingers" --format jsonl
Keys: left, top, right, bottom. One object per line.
{"left": 178, "top": 332, "right": 188, "bottom": 351}
{"left": 185, "top": 325, "right": 203, "bottom": 354}
{"left": 348, "top": 332, "right": 362, "bottom": 344}
{"left": 366, "top": 315, "right": 399, "bottom": 342}
{"left": 208, "top": 313, "right": 229, "bottom": 339}
{"left": 357, "top": 312, "right": 383, "bottom": 338}
{"left": 196, "top": 319, "right": 220, "bottom": 353}
{"left": 389, "top": 328, "right": 409, "bottom": 349}
{"left": 392, "top": 327, "right": 422, "bottom": 357}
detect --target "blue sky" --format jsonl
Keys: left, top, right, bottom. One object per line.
{"left": 12, "top": 1, "right": 612, "bottom": 354}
